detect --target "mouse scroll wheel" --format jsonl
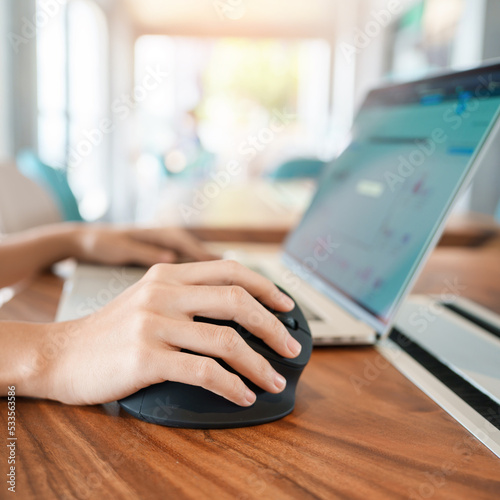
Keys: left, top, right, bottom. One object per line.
{"left": 274, "top": 312, "right": 298, "bottom": 330}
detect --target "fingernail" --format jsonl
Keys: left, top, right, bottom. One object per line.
{"left": 244, "top": 389, "right": 256, "bottom": 406}
{"left": 274, "top": 373, "right": 286, "bottom": 391}
{"left": 287, "top": 336, "right": 302, "bottom": 357}
{"left": 280, "top": 292, "right": 295, "bottom": 309}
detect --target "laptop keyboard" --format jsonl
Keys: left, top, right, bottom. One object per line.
{"left": 293, "top": 301, "right": 321, "bottom": 321}
{"left": 246, "top": 263, "right": 322, "bottom": 321}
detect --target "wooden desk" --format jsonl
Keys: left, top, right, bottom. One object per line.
{"left": 1, "top": 241, "right": 500, "bottom": 499}
{"left": 152, "top": 177, "right": 498, "bottom": 248}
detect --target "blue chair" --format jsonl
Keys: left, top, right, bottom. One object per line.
{"left": 16, "top": 150, "right": 83, "bottom": 222}
{"left": 266, "top": 157, "right": 327, "bottom": 180}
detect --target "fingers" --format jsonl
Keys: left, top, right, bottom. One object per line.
{"left": 147, "top": 282, "right": 301, "bottom": 359}
{"left": 124, "top": 259, "right": 303, "bottom": 407}
{"left": 158, "top": 320, "right": 287, "bottom": 395}
{"left": 145, "top": 350, "right": 257, "bottom": 407}
{"left": 165, "top": 229, "right": 219, "bottom": 262}
{"left": 122, "top": 240, "right": 176, "bottom": 267}
{"left": 148, "top": 260, "right": 295, "bottom": 312}
{"left": 132, "top": 228, "right": 218, "bottom": 263}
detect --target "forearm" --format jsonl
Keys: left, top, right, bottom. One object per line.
{"left": 0, "top": 223, "right": 83, "bottom": 288}
{"left": 0, "top": 322, "right": 52, "bottom": 398}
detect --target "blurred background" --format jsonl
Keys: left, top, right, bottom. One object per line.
{"left": 1, "top": 0, "right": 499, "bottom": 234}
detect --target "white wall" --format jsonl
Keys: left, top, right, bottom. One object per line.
{"left": 469, "top": 0, "right": 500, "bottom": 216}
{"left": 106, "top": 1, "right": 137, "bottom": 222}
{"left": 10, "top": 0, "right": 38, "bottom": 154}
{"left": 327, "top": 0, "right": 418, "bottom": 155}
{"left": 0, "top": 1, "right": 12, "bottom": 161}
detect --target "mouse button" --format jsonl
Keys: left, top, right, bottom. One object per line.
{"left": 243, "top": 328, "right": 311, "bottom": 368}
{"left": 261, "top": 304, "right": 298, "bottom": 330}
{"left": 242, "top": 335, "right": 285, "bottom": 364}
{"left": 216, "top": 355, "right": 301, "bottom": 403}
{"left": 265, "top": 358, "right": 302, "bottom": 382}
{"left": 273, "top": 312, "right": 298, "bottom": 330}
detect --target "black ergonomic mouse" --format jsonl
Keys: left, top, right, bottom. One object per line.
{"left": 119, "top": 286, "right": 312, "bottom": 428}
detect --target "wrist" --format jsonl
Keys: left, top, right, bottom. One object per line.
{"left": 59, "top": 222, "right": 88, "bottom": 261}
{"left": 29, "top": 222, "right": 86, "bottom": 263}
{"left": 0, "top": 322, "right": 53, "bottom": 400}
{"left": 65, "top": 223, "right": 116, "bottom": 262}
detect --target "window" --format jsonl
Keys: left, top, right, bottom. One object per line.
{"left": 37, "top": 0, "right": 109, "bottom": 220}
{"left": 134, "top": 36, "right": 331, "bottom": 180}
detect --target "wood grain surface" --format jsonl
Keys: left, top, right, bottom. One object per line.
{"left": 187, "top": 213, "right": 499, "bottom": 246}
{"left": 1, "top": 240, "right": 500, "bottom": 499}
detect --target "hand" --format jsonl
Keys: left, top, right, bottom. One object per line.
{"left": 74, "top": 225, "right": 217, "bottom": 266}
{"left": 36, "top": 261, "right": 301, "bottom": 406}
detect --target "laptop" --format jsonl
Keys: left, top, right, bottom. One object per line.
{"left": 57, "top": 61, "right": 500, "bottom": 347}
{"left": 226, "top": 61, "right": 500, "bottom": 344}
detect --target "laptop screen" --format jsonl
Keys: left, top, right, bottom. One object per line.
{"left": 284, "top": 63, "right": 500, "bottom": 330}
